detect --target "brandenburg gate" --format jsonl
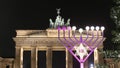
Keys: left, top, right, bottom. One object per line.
{"left": 13, "top": 29, "right": 104, "bottom": 68}
{"left": 13, "top": 9, "right": 105, "bottom": 68}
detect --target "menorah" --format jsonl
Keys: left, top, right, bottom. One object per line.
{"left": 57, "top": 26, "right": 105, "bottom": 68}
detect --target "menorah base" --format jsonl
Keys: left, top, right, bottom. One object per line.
{"left": 80, "top": 63, "right": 84, "bottom": 68}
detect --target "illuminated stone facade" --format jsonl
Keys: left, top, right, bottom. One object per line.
{"left": 1, "top": 29, "right": 120, "bottom": 68}
{"left": 0, "top": 57, "right": 14, "bottom": 68}
{"left": 12, "top": 29, "right": 104, "bottom": 68}
{"left": 0, "top": 9, "right": 108, "bottom": 68}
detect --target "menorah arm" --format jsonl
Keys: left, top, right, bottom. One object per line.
{"left": 94, "top": 37, "right": 104, "bottom": 49}
{"left": 84, "top": 32, "right": 99, "bottom": 50}
{"left": 83, "top": 43, "right": 93, "bottom": 51}
{"left": 83, "top": 32, "right": 89, "bottom": 42}
{"left": 83, "top": 37, "right": 104, "bottom": 62}
{"left": 83, "top": 32, "right": 94, "bottom": 49}
{"left": 88, "top": 32, "right": 94, "bottom": 44}
{"left": 58, "top": 30, "right": 69, "bottom": 48}
{"left": 69, "top": 50, "right": 81, "bottom": 63}
{"left": 63, "top": 30, "right": 74, "bottom": 47}
{"left": 73, "top": 31, "right": 79, "bottom": 43}
{"left": 58, "top": 30, "right": 73, "bottom": 49}
{"left": 58, "top": 37, "right": 69, "bottom": 49}
{"left": 83, "top": 49, "right": 94, "bottom": 62}
{"left": 91, "top": 32, "right": 99, "bottom": 46}
{"left": 68, "top": 30, "right": 77, "bottom": 44}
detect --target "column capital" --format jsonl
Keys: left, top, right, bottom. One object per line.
{"left": 15, "top": 46, "right": 22, "bottom": 48}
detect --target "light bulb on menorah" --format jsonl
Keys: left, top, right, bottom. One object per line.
{"left": 57, "top": 26, "right": 105, "bottom": 68}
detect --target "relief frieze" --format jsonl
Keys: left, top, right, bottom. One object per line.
{"left": 14, "top": 37, "right": 61, "bottom": 45}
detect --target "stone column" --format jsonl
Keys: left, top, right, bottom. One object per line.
{"left": 46, "top": 46, "right": 52, "bottom": 68}
{"left": 9, "top": 64, "right": 12, "bottom": 68}
{"left": 94, "top": 48, "right": 99, "bottom": 67}
{"left": 117, "top": 61, "right": 120, "bottom": 68}
{"left": 0, "top": 63, "right": 1, "bottom": 68}
{"left": 66, "top": 49, "right": 73, "bottom": 68}
{"left": 0, "top": 58, "right": 3, "bottom": 68}
{"left": 15, "top": 47, "right": 23, "bottom": 68}
{"left": 2, "top": 64, "right": 6, "bottom": 68}
{"left": 31, "top": 47, "right": 38, "bottom": 68}
{"left": 94, "top": 48, "right": 104, "bottom": 68}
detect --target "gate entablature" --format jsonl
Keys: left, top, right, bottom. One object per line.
{"left": 14, "top": 29, "right": 104, "bottom": 49}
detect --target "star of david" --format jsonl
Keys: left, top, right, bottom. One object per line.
{"left": 74, "top": 43, "right": 88, "bottom": 59}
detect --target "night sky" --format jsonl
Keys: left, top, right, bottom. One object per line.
{"left": 0, "top": 0, "right": 114, "bottom": 59}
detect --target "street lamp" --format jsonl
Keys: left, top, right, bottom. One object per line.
{"left": 57, "top": 26, "right": 105, "bottom": 68}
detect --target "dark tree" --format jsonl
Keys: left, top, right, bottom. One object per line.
{"left": 111, "top": 0, "right": 120, "bottom": 49}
